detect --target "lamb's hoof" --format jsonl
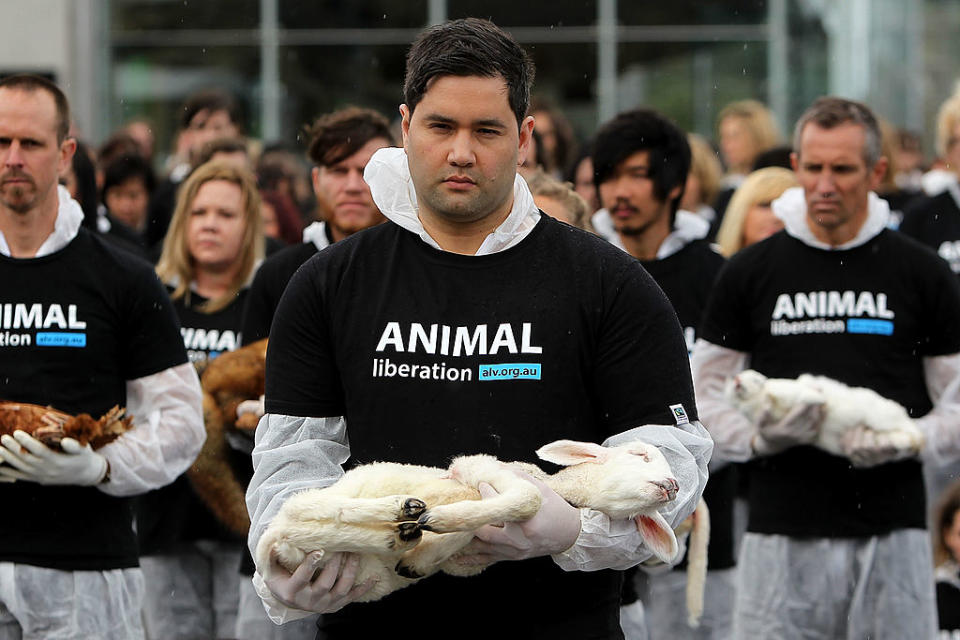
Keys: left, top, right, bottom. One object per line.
{"left": 397, "top": 521, "right": 423, "bottom": 543}
{"left": 400, "top": 498, "right": 426, "bottom": 520}
{"left": 416, "top": 512, "right": 435, "bottom": 532}
{"left": 395, "top": 561, "right": 424, "bottom": 579}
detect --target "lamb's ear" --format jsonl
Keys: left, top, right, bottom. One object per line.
{"left": 634, "top": 511, "right": 679, "bottom": 564}
{"left": 536, "top": 440, "right": 610, "bottom": 466}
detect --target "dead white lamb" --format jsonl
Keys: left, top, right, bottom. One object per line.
{"left": 257, "top": 438, "right": 692, "bottom": 605}
{"left": 724, "top": 369, "right": 924, "bottom": 460}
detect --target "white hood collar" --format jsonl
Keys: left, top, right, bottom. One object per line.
{"left": 0, "top": 185, "right": 84, "bottom": 258}
{"left": 301, "top": 221, "right": 331, "bottom": 251}
{"left": 364, "top": 147, "right": 540, "bottom": 256}
{"left": 771, "top": 186, "right": 889, "bottom": 251}
{"left": 590, "top": 208, "right": 709, "bottom": 259}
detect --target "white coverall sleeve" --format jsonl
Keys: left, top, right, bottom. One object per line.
{"left": 916, "top": 352, "right": 960, "bottom": 467}
{"left": 690, "top": 338, "right": 754, "bottom": 462}
{"left": 97, "top": 362, "right": 205, "bottom": 497}
{"left": 246, "top": 413, "right": 350, "bottom": 624}
{"left": 552, "top": 420, "right": 713, "bottom": 572}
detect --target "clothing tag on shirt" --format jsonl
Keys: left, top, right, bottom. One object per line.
{"left": 669, "top": 404, "right": 690, "bottom": 426}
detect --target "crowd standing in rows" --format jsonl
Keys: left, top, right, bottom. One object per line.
{"left": 2, "top": 15, "right": 960, "bottom": 640}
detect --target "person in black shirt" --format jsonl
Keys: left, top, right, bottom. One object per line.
{"left": 692, "top": 97, "right": 960, "bottom": 639}
{"left": 592, "top": 109, "right": 734, "bottom": 640}
{"left": 0, "top": 75, "right": 205, "bottom": 640}
{"left": 246, "top": 19, "right": 712, "bottom": 640}
{"left": 240, "top": 106, "right": 394, "bottom": 346}
{"left": 140, "top": 161, "right": 265, "bottom": 639}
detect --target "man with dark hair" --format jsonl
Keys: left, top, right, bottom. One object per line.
{"left": 592, "top": 109, "right": 735, "bottom": 639}
{"left": 239, "top": 106, "right": 394, "bottom": 345}
{"left": 0, "top": 75, "right": 205, "bottom": 638}
{"left": 101, "top": 153, "right": 156, "bottom": 234}
{"left": 692, "top": 96, "right": 960, "bottom": 638}
{"left": 247, "top": 18, "right": 710, "bottom": 639}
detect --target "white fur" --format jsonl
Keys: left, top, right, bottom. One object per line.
{"left": 724, "top": 369, "right": 924, "bottom": 458}
{"left": 256, "top": 437, "right": 683, "bottom": 603}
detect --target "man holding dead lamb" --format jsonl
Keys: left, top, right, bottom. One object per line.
{"left": 692, "top": 96, "right": 960, "bottom": 639}
{"left": 246, "top": 18, "right": 712, "bottom": 640}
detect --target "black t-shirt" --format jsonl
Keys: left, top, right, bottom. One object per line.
{"left": 266, "top": 215, "right": 698, "bottom": 639}
{"left": 938, "top": 569, "right": 960, "bottom": 631}
{"left": 899, "top": 189, "right": 960, "bottom": 276}
{"left": 137, "top": 289, "right": 250, "bottom": 553}
{"left": 241, "top": 240, "right": 320, "bottom": 345}
{"left": 0, "top": 229, "right": 187, "bottom": 570}
{"left": 700, "top": 229, "right": 960, "bottom": 537}
{"left": 642, "top": 240, "right": 737, "bottom": 570}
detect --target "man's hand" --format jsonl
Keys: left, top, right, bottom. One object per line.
{"left": 455, "top": 473, "right": 581, "bottom": 566}
{"left": 0, "top": 431, "right": 108, "bottom": 485}
{"left": 751, "top": 402, "right": 824, "bottom": 456}
{"left": 841, "top": 425, "right": 919, "bottom": 468}
{"left": 265, "top": 551, "right": 376, "bottom": 614}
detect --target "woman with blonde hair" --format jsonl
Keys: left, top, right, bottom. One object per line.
{"left": 141, "top": 160, "right": 265, "bottom": 640}
{"left": 717, "top": 99, "right": 782, "bottom": 181}
{"left": 524, "top": 168, "right": 594, "bottom": 232}
{"left": 715, "top": 167, "right": 798, "bottom": 257}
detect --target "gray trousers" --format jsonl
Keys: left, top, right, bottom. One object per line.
{"left": 140, "top": 540, "right": 242, "bottom": 640}
{"left": 645, "top": 568, "right": 735, "bottom": 640}
{"left": 733, "top": 530, "right": 937, "bottom": 640}
{"left": 0, "top": 563, "right": 144, "bottom": 640}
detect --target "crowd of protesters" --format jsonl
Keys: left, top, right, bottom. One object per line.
{"left": 3, "top": 15, "right": 960, "bottom": 640}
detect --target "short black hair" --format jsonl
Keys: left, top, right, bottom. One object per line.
{"left": 305, "top": 106, "right": 394, "bottom": 167}
{"left": 179, "top": 89, "right": 243, "bottom": 132}
{"left": 102, "top": 154, "right": 156, "bottom": 200}
{"left": 403, "top": 18, "right": 535, "bottom": 127}
{"left": 0, "top": 74, "right": 71, "bottom": 143}
{"left": 592, "top": 108, "right": 691, "bottom": 216}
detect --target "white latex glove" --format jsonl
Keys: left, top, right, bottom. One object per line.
{"left": 237, "top": 394, "right": 265, "bottom": 420}
{"left": 0, "top": 431, "right": 108, "bottom": 486}
{"left": 841, "top": 425, "right": 919, "bottom": 468}
{"left": 455, "top": 473, "right": 582, "bottom": 565}
{"left": 265, "top": 551, "right": 376, "bottom": 614}
{"left": 751, "top": 402, "right": 825, "bottom": 456}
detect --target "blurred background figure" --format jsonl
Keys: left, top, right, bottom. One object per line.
{"left": 257, "top": 142, "right": 316, "bottom": 218}
{"left": 922, "top": 86, "right": 960, "bottom": 197}
{"left": 531, "top": 96, "right": 578, "bottom": 179}
{"left": 566, "top": 143, "right": 600, "bottom": 215}
{"left": 682, "top": 133, "right": 724, "bottom": 228}
{"left": 101, "top": 153, "right": 156, "bottom": 236}
{"left": 141, "top": 161, "right": 264, "bottom": 640}
{"left": 524, "top": 168, "right": 594, "bottom": 232}
{"left": 713, "top": 100, "right": 783, "bottom": 231}
{"left": 894, "top": 128, "right": 926, "bottom": 192}
{"left": 147, "top": 89, "right": 245, "bottom": 250}
{"left": 62, "top": 140, "right": 99, "bottom": 228}
{"left": 714, "top": 166, "right": 798, "bottom": 257}
{"left": 259, "top": 189, "right": 303, "bottom": 245}
{"left": 197, "top": 136, "right": 254, "bottom": 172}
{"left": 933, "top": 479, "right": 960, "bottom": 636}
{"left": 123, "top": 117, "right": 156, "bottom": 162}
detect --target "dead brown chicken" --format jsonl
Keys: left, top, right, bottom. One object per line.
{"left": 0, "top": 402, "right": 133, "bottom": 450}
{"left": 188, "top": 338, "right": 268, "bottom": 535}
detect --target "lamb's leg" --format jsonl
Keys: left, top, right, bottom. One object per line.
{"left": 417, "top": 455, "right": 542, "bottom": 533}
{"left": 262, "top": 491, "right": 428, "bottom": 575}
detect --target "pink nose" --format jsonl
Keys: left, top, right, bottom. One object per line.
{"left": 651, "top": 478, "right": 679, "bottom": 501}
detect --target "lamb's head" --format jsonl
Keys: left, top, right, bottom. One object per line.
{"left": 536, "top": 438, "right": 680, "bottom": 563}
{"left": 724, "top": 369, "right": 769, "bottom": 415}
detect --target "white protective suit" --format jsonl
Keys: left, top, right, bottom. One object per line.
{"left": 246, "top": 147, "right": 714, "bottom": 623}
